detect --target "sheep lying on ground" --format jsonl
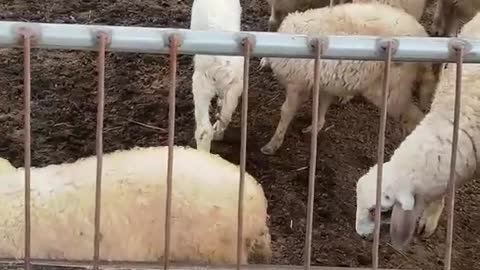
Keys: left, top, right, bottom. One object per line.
{"left": 0, "top": 146, "right": 272, "bottom": 264}
{"left": 190, "top": 0, "right": 244, "bottom": 152}
{"left": 355, "top": 12, "right": 480, "bottom": 250}
{"left": 260, "top": 3, "right": 439, "bottom": 155}
{"left": 265, "top": 0, "right": 348, "bottom": 32}
{"left": 432, "top": 0, "right": 480, "bottom": 37}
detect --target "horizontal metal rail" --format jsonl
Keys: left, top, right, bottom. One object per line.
{"left": 0, "top": 259, "right": 412, "bottom": 270}
{"left": 0, "top": 20, "right": 479, "bottom": 62}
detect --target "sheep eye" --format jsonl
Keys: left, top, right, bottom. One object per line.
{"left": 384, "top": 195, "right": 391, "bottom": 201}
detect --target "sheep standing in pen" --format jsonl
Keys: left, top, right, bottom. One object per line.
{"left": 190, "top": 0, "right": 244, "bottom": 152}
{"left": 260, "top": 3, "right": 439, "bottom": 155}
{"left": 432, "top": 0, "right": 480, "bottom": 37}
{"left": 355, "top": 12, "right": 480, "bottom": 250}
{"left": 0, "top": 146, "right": 272, "bottom": 264}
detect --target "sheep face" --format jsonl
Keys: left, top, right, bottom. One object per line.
{"left": 355, "top": 164, "right": 415, "bottom": 237}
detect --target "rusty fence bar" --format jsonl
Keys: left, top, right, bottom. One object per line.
{"left": 304, "top": 38, "right": 323, "bottom": 270}
{"left": 0, "top": 260, "right": 407, "bottom": 270}
{"left": 164, "top": 34, "right": 179, "bottom": 270}
{"left": 237, "top": 37, "right": 252, "bottom": 270}
{"left": 443, "top": 42, "right": 465, "bottom": 270}
{"left": 92, "top": 31, "right": 108, "bottom": 270}
{"left": 0, "top": 20, "right": 475, "bottom": 270}
{"left": 371, "top": 41, "right": 394, "bottom": 270}
{"left": 20, "top": 27, "right": 32, "bottom": 270}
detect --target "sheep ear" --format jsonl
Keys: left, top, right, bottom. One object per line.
{"left": 389, "top": 193, "right": 423, "bottom": 251}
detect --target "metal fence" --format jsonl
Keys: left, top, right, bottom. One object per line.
{"left": 0, "top": 19, "right": 478, "bottom": 270}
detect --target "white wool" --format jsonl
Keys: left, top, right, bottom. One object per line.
{"left": 0, "top": 146, "right": 272, "bottom": 264}
{"left": 260, "top": 3, "right": 438, "bottom": 155}
{"left": 352, "top": 0, "right": 427, "bottom": 21}
{"left": 432, "top": 0, "right": 480, "bottom": 37}
{"left": 265, "top": 0, "right": 348, "bottom": 32}
{"left": 190, "top": 0, "right": 244, "bottom": 152}
{"left": 0, "top": 158, "right": 15, "bottom": 174}
{"left": 355, "top": 12, "right": 480, "bottom": 244}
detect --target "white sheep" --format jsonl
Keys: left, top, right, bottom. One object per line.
{"left": 260, "top": 3, "right": 439, "bottom": 155}
{"left": 265, "top": 0, "right": 348, "bottom": 32}
{"left": 0, "top": 145, "right": 272, "bottom": 264}
{"left": 355, "top": 12, "right": 480, "bottom": 250}
{"left": 190, "top": 0, "right": 244, "bottom": 152}
{"left": 432, "top": 0, "right": 480, "bottom": 37}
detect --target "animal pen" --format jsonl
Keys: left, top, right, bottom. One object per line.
{"left": 0, "top": 13, "right": 478, "bottom": 270}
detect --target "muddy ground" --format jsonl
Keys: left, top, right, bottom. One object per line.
{"left": 0, "top": 0, "right": 479, "bottom": 269}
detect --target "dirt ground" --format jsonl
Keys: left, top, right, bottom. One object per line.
{"left": 0, "top": 0, "right": 479, "bottom": 269}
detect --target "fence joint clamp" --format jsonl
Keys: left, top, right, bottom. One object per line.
{"left": 163, "top": 31, "right": 183, "bottom": 49}
{"left": 236, "top": 33, "right": 256, "bottom": 52}
{"left": 12, "top": 23, "right": 41, "bottom": 45}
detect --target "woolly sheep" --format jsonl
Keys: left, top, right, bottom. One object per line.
{"left": 355, "top": 12, "right": 480, "bottom": 250}
{"left": 265, "top": 0, "right": 348, "bottom": 32}
{"left": 0, "top": 145, "right": 272, "bottom": 264}
{"left": 190, "top": 0, "right": 244, "bottom": 152}
{"left": 432, "top": 0, "right": 480, "bottom": 37}
{"left": 260, "top": 3, "right": 439, "bottom": 155}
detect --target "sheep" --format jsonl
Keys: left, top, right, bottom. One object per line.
{"left": 432, "top": 0, "right": 480, "bottom": 37}
{"left": 260, "top": 3, "right": 439, "bottom": 155}
{"left": 355, "top": 12, "right": 480, "bottom": 250}
{"left": 265, "top": 0, "right": 349, "bottom": 33}
{"left": 190, "top": 0, "right": 244, "bottom": 152}
{"left": 0, "top": 145, "right": 272, "bottom": 264}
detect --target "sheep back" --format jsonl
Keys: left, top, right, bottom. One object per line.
{"left": 0, "top": 146, "right": 271, "bottom": 265}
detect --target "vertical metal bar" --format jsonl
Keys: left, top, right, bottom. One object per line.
{"left": 237, "top": 37, "right": 251, "bottom": 270}
{"left": 444, "top": 44, "right": 464, "bottom": 270}
{"left": 372, "top": 41, "right": 393, "bottom": 270}
{"left": 164, "top": 34, "right": 178, "bottom": 270}
{"left": 329, "top": 0, "right": 334, "bottom": 8}
{"left": 93, "top": 32, "right": 107, "bottom": 270}
{"left": 304, "top": 38, "right": 322, "bottom": 270}
{"left": 22, "top": 31, "right": 32, "bottom": 270}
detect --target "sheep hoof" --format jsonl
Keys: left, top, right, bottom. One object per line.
{"left": 260, "top": 144, "right": 277, "bottom": 155}
{"left": 416, "top": 215, "right": 438, "bottom": 238}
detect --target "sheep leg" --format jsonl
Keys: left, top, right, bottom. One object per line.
{"left": 302, "top": 92, "right": 334, "bottom": 133}
{"left": 417, "top": 197, "right": 445, "bottom": 238}
{"left": 261, "top": 83, "right": 306, "bottom": 155}
{"left": 268, "top": 6, "right": 284, "bottom": 32}
{"left": 192, "top": 71, "right": 216, "bottom": 152}
{"left": 212, "top": 81, "right": 243, "bottom": 141}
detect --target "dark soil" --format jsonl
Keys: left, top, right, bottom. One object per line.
{"left": 0, "top": 0, "right": 479, "bottom": 269}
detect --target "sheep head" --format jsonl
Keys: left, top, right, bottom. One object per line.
{"left": 355, "top": 162, "right": 423, "bottom": 250}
